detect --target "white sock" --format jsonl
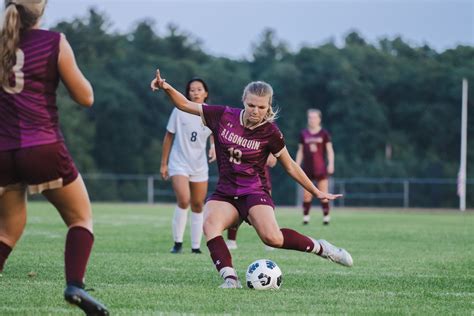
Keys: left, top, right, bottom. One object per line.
{"left": 172, "top": 206, "right": 188, "bottom": 243}
{"left": 190, "top": 212, "right": 204, "bottom": 249}
{"left": 310, "top": 238, "right": 321, "bottom": 254}
{"left": 219, "top": 267, "right": 237, "bottom": 280}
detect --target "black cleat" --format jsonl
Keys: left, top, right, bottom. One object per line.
{"left": 170, "top": 242, "right": 183, "bottom": 254}
{"left": 64, "top": 284, "right": 109, "bottom": 316}
{"left": 191, "top": 248, "right": 202, "bottom": 254}
{"left": 303, "top": 221, "right": 309, "bottom": 225}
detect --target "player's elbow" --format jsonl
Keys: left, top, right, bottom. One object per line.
{"left": 80, "top": 94, "right": 94, "bottom": 107}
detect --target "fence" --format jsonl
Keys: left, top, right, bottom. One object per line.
{"left": 67, "top": 174, "right": 474, "bottom": 209}
{"left": 328, "top": 178, "right": 474, "bottom": 208}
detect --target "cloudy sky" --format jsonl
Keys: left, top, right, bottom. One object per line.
{"left": 42, "top": 0, "right": 473, "bottom": 58}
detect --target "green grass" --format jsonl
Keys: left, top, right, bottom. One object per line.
{"left": 1, "top": 202, "right": 473, "bottom": 315}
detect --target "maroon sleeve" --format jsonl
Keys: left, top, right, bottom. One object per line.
{"left": 201, "top": 104, "right": 226, "bottom": 132}
{"left": 324, "top": 129, "right": 332, "bottom": 144}
{"left": 268, "top": 124, "right": 286, "bottom": 156}
{"left": 298, "top": 130, "right": 304, "bottom": 145}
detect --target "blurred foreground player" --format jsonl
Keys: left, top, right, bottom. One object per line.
{"left": 0, "top": 1, "right": 108, "bottom": 314}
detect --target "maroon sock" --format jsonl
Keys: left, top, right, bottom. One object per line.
{"left": 303, "top": 201, "right": 311, "bottom": 216}
{"left": 280, "top": 228, "right": 322, "bottom": 255}
{"left": 65, "top": 226, "right": 94, "bottom": 286}
{"left": 207, "top": 236, "right": 233, "bottom": 272}
{"left": 227, "top": 227, "right": 238, "bottom": 241}
{"left": 322, "top": 202, "right": 330, "bottom": 216}
{"left": 0, "top": 241, "right": 12, "bottom": 272}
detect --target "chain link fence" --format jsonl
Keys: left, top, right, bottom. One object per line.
{"left": 63, "top": 174, "right": 474, "bottom": 209}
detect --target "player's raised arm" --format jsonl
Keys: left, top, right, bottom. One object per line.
{"left": 276, "top": 147, "right": 342, "bottom": 201}
{"left": 150, "top": 69, "right": 201, "bottom": 116}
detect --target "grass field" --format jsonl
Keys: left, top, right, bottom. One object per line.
{"left": 0, "top": 202, "right": 473, "bottom": 315}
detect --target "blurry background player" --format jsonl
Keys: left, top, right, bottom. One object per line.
{"left": 0, "top": 0, "right": 108, "bottom": 314}
{"left": 296, "top": 109, "right": 335, "bottom": 225}
{"left": 151, "top": 69, "right": 352, "bottom": 289}
{"left": 160, "top": 78, "right": 216, "bottom": 254}
{"left": 226, "top": 154, "right": 276, "bottom": 250}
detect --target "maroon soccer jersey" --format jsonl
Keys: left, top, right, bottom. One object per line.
{"left": 201, "top": 105, "right": 285, "bottom": 196}
{"left": 263, "top": 165, "right": 272, "bottom": 192}
{"left": 0, "top": 29, "right": 62, "bottom": 151}
{"left": 299, "top": 128, "right": 331, "bottom": 178}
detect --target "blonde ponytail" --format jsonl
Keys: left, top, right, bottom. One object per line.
{"left": 0, "top": 0, "right": 46, "bottom": 86}
{"left": 0, "top": 4, "right": 21, "bottom": 86}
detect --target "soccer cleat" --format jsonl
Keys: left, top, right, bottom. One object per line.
{"left": 191, "top": 248, "right": 202, "bottom": 254}
{"left": 317, "top": 239, "right": 353, "bottom": 267}
{"left": 264, "top": 245, "right": 275, "bottom": 251}
{"left": 225, "top": 240, "right": 238, "bottom": 250}
{"left": 170, "top": 243, "right": 182, "bottom": 254}
{"left": 323, "top": 215, "right": 331, "bottom": 225}
{"left": 219, "top": 278, "right": 242, "bottom": 289}
{"left": 303, "top": 215, "right": 310, "bottom": 225}
{"left": 64, "top": 284, "right": 109, "bottom": 316}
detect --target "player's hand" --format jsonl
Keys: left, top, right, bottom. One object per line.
{"left": 150, "top": 69, "right": 170, "bottom": 91}
{"left": 327, "top": 164, "right": 335, "bottom": 175}
{"left": 160, "top": 164, "right": 169, "bottom": 180}
{"left": 208, "top": 146, "right": 216, "bottom": 163}
{"left": 315, "top": 191, "right": 342, "bottom": 201}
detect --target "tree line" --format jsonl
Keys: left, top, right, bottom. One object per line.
{"left": 52, "top": 9, "right": 474, "bottom": 206}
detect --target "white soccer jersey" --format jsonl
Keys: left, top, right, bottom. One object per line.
{"left": 167, "top": 108, "right": 212, "bottom": 175}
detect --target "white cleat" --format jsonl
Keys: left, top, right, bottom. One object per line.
{"left": 264, "top": 245, "right": 275, "bottom": 251}
{"left": 303, "top": 215, "right": 310, "bottom": 225}
{"left": 225, "top": 240, "right": 238, "bottom": 250}
{"left": 323, "top": 215, "right": 331, "bottom": 225}
{"left": 318, "top": 239, "right": 353, "bottom": 267}
{"left": 219, "top": 278, "right": 242, "bottom": 289}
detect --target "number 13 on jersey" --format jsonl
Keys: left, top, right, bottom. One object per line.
{"left": 228, "top": 147, "right": 242, "bottom": 165}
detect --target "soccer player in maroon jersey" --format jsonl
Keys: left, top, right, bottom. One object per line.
{"left": 296, "top": 109, "right": 335, "bottom": 225}
{"left": 151, "top": 69, "right": 352, "bottom": 288}
{"left": 0, "top": 1, "right": 108, "bottom": 314}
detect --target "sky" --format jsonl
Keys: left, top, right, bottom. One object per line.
{"left": 42, "top": 0, "right": 474, "bottom": 59}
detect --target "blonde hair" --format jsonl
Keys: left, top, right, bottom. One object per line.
{"left": 307, "top": 108, "right": 322, "bottom": 119}
{"left": 241, "top": 81, "right": 279, "bottom": 123}
{"left": 0, "top": 0, "right": 46, "bottom": 85}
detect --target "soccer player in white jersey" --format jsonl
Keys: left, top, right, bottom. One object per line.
{"left": 160, "top": 78, "right": 216, "bottom": 254}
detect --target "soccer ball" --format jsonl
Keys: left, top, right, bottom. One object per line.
{"left": 246, "top": 259, "right": 282, "bottom": 290}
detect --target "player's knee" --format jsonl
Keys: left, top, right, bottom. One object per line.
{"left": 203, "top": 218, "right": 222, "bottom": 238}
{"left": 177, "top": 200, "right": 190, "bottom": 209}
{"left": 0, "top": 234, "right": 19, "bottom": 248}
{"left": 190, "top": 201, "right": 204, "bottom": 213}
{"left": 261, "top": 232, "right": 283, "bottom": 248}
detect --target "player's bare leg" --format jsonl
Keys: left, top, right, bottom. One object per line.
{"left": 249, "top": 205, "right": 352, "bottom": 267}
{"left": 42, "top": 175, "right": 108, "bottom": 315}
{"left": 0, "top": 188, "right": 27, "bottom": 274}
{"left": 189, "top": 180, "right": 207, "bottom": 253}
{"left": 203, "top": 201, "right": 242, "bottom": 288}
{"left": 317, "top": 178, "right": 331, "bottom": 225}
{"left": 170, "top": 175, "right": 191, "bottom": 253}
{"left": 302, "top": 188, "right": 313, "bottom": 224}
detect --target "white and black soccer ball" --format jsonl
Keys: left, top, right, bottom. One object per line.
{"left": 246, "top": 259, "right": 282, "bottom": 290}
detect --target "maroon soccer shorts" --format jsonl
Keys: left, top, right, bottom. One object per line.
{"left": 207, "top": 191, "right": 275, "bottom": 224}
{"left": 0, "top": 141, "right": 78, "bottom": 195}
